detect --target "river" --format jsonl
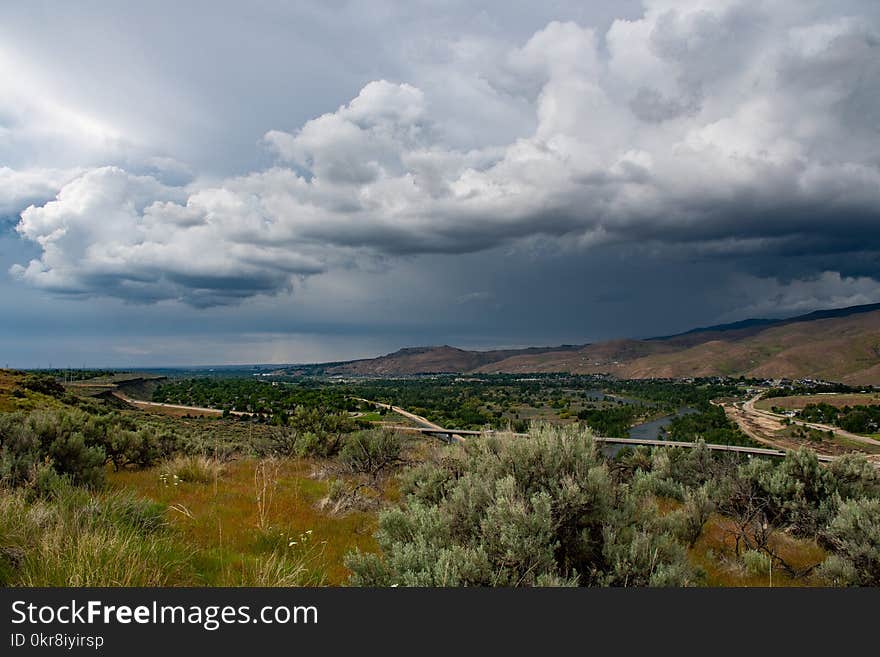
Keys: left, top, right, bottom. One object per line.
{"left": 600, "top": 406, "right": 697, "bottom": 458}
{"left": 628, "top": 406, "right": 697, "bottom": 441}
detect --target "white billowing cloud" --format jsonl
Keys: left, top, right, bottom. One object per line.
{"left": 11, "top": 1, "right": 880, "bottom": 306}
{"left": 11, "top": 167, "right": 326, "bottom": 306}
{"left": 264, "top": 80, "right": 427, "bottom": 185}
{"left": 0, "top": 167, "right": 83, "bottom": 219}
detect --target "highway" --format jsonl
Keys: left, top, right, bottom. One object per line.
{"left": 354, "top": 397, "right": 465, "bottom": 443}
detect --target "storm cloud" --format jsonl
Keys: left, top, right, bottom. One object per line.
{"left": 2, "top": 1, "right": 880, "bottom": 363}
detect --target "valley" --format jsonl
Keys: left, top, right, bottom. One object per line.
{"left": 3, "top": 304, "right": 880, "bottom": 588}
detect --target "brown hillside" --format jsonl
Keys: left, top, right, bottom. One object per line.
{"left": 327, "top": 345, "right": 499, "bottom": 375}
{"left": 320, "top": 305, "right": 880, "bottom": 383}
{"left": 482, "top": 310, "right": 880, "bottom": 384}
{"left": 474, "top": 339, "right": 677, "bottom": 375}
{"left": 328, "top": 344, "right": 583, "bottom": 376}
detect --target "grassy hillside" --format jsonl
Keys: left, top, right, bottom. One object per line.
{"left": 0, "top": 370, "right": 72, "bottom": 413}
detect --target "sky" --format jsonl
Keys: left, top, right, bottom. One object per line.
{"left": 2, "top": 0, "right": 880, "bottom": 367}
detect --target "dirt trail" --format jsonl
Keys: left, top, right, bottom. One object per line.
{"left": 721, "top": 394, "right": 880, "bottom": 464}
{"left": 743, "top": 395, "right": 880, "bottom": 448}
{"left": 112, "top": 392, "right": 249, "bottom": 417}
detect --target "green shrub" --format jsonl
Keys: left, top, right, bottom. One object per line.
{"left": 741, "top": 550, "right": 771, "bottom": 576}
{"left": 30, "top": 462, "right": 68, "bottom": 499}
{"left": 399, "top": 459, "right": 460, "bottom": 505}
{"left": 339, "top": 430, "right": 402, "bottom": 476}
{"left": 45, "top": 431, "right": 105, "bottom": 488}
{"left": 631, "top": 470, "right": 685, "bottom": 501}
{"left": 0, "top": 413, "right": 41, "bottom": 487}
{"left": 735, "top": 449, "right": 832, "bottom": 536}
{"left": 662, "top": 483, "right": 715, "bottom": 547}
{"left": 651, "top": 441, "right": 726, "bottom": 488}
{"left": 610, "top": 446, "right": 654, "bottom": 480}
{"left": 601, "top": 523, "right": 694, "bottom": 586}
{"left": 0, "top": 408, "right": 172, "bottom": 491}
{"left": 20, "top": 374, "right": 66, "bottom": 398}
{"left": 346, "top": 423, "right": 695, "bottom": 587}
{"left": 827, "top": 454, "right": 880, "bottom": 501}
{"left": 0, "top": 410, "right": 105, "bottom": 489}
{"left": 270, "top": 408, "right": 358, "bottom": 458}
{"left": 817, "top": 498, "right": 880, "bottom": 586}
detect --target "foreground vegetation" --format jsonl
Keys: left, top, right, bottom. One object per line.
{"left": 2, "top": 370, "right": 879, "bottom": 587}
{"left": 0, "top": 404, "right": 404, "bottom": 585}
{"left": 0, "top": 372, "right": 408, "bottom": 586}
{"left": 347, "top": 423, "right": 880, "bottom": 586}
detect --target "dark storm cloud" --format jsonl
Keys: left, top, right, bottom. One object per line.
{"left": 1, "top": 1, "right": 880, "bottom": 364}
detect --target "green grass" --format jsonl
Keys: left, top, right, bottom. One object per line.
{"left": 0, "top": 456, "right": 385, "bottom": 587}
{"left": 0, "top": 487, "right": 195, "bottom": 586}
{"left": 108, "top": 457, "right": 382, "bottom": 585}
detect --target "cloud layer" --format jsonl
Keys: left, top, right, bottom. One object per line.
{"left": 7, "top": 0, "right": 880, "bottom": 307}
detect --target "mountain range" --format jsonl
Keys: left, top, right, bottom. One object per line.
{"left": 324, "top": 303, "right": 880, "bottom": 384}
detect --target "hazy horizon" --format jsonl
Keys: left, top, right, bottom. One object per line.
{"left": 8, "top": 300, "right": 876, "bottom": 370}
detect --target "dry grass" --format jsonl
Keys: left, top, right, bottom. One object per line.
{"left": 646, "top": 494, "right": 828, "bottom": 587}
{"left": 688, "top": 514, "right": 828, "bottom": 587}
{"left": 755, "top": 393, "right": 880, "bottom": 412}
{"left": 109, "top": 457, "right": 381, "bottom": 585}
{"left": 159, "top": 455, "right": 226, "bottom": 484}
{"left": 254, "top": 458, "right": 281, "bottom": 530}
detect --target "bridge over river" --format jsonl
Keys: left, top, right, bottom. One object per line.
{"left": 380, "top": 424, "right": 837, "bottom": 462}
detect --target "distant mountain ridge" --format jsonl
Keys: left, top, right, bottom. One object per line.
{"left": 326, "top": 343, "right": 583, "bottom": 376}
{"left": 323, "top": 303, "right": 880, "bottom": 384}
{"left": 652, "top": 302, "right": 880, "bottom": 341}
